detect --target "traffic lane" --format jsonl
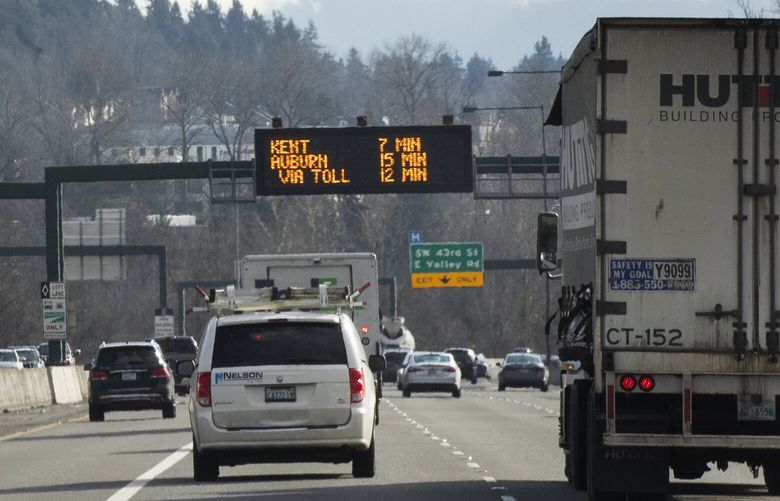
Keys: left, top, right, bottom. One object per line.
{"left": 475, "top": 386, "right": 773, "bottom": 501}
{"left": 130, "top": 397, "right": 545, "bottom": 501}
{"left": 386, "top": 386, "right": 573, "bottom": 501}
{"left": 0, "top": 400, "right": 191, "bottom": 501}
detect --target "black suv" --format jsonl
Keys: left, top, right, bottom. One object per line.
{"left": 87, "top": 341, "right": 176, "bottom": 421}
{"left": 149, "top": 336, "right": 198, "bottom": 395}
{"left": 444, "top": 347, "right": 478, "bottom": 384}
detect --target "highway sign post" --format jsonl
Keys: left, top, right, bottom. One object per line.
{"left": 410, "top": 242, "right": 484, "bottom": 288}
{"left": 41, "top": 281, "right": 67, "bottom": 339}
{"left": 154, "top": 308, "right": 175, "bottom": 338}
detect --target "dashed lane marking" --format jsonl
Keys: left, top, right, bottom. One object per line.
{"left": 108, "top": 442, "right": 192, "bottom": 501}
{"left": 467, "top": 462, "right": 481, "bottom": 468}
{"left": 483, "top": 476, "right": 497, "bottom": 482}
{"left": 501, "top": 496, "right": 517, "bottom": 501}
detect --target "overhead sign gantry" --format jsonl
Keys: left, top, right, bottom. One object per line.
{"left": 254, "top": 125, "right": 473, "bottom": 196}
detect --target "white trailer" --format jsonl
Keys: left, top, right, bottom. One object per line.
{"left": 239, "top": 253, "right": 382, "bottom": 357}
{"left": 539, "top": 18, "right": 780, "bottom": 500}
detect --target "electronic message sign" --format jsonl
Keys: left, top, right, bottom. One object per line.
{"left": 254, "top": 125, "right": 472, "bottom": 195}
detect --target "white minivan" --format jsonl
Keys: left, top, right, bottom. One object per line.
{"left": 188, "top": 310, "right": 385, "bottom": 481}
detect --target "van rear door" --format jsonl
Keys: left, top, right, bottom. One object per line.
{"left": 209, "top": 320, "right": 351, "bottom": 429}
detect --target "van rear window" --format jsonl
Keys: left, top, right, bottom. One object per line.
{"left": 212, "top": 322, "right": 347, "bottom": 368}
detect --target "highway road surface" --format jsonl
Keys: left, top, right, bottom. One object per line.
{"left": 0, "top": 382, "right": 772, "bottom": 501}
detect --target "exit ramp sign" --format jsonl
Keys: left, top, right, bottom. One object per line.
{"left": 410, "top": 242, "right": 483, "bottom": 288}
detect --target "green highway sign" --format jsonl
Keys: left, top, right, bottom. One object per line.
{"left": 409, "top": 242, "right": 484, "bottom": 288}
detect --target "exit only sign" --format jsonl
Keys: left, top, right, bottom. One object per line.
{"left": 409, "top": 242, "right": 484, "bottom": 288}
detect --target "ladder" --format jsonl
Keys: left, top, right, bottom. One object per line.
{"left": 194, "top": 283, "right": 368, "bottom": 316}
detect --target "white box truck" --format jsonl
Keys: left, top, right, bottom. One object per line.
{"left": 238, "top": 253, "right": 382, "bottom": 357}
{"left": 538, "top": 18, "right": 780, "bottom": 499}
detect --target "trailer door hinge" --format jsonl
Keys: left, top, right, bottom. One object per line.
{"left": 596, "top": 301, "right": 626, "bottom": 316}
{"left": 596, "top": 239, "right": 626, "bottom": 255}
{"left": 597, "top": 120, "right": 627, "bottom": 135}
{"left": 596, "top": 180, "right": 627, "bottom": 194}
{"left": 598, "top": 59, "right": 628, "bottom": 74}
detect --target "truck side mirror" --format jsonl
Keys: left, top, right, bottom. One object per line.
{"left": 536, "top": 212, "right": 559, "bottom": 273}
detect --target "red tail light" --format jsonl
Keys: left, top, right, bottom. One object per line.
{"left": 89, "top": 370, "right": 108, "bottom": 381}
{"left": 196, "top": 372, "right": 212, "bottom": 407}
{"left": 444, "top": 367, "right": 457, "bottom": 372}
{"left": 360, "top": 325, "right": 370, "bottom": 334}
{"left": 638, "top": 375, "right": 656, "bottom": 392}
{"left": 408, "top": 367, "right": 423, "bottom": 373}
{"left": 620, "top": 375, "right": 637, "bottom": 392}
{"left": 149, "top": 367, "right": 170, "bottom": 378}
{"left": 349, "top": 368, "right": 365, "bottom": 403}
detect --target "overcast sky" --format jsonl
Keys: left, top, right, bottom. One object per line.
{"left": 165, "top": 0, "right": 777, "bottom": 68}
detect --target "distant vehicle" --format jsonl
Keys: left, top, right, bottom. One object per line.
{"left": 0, "top": 349, "right": 23, "bottom": 369}
{"left": 148, "top": 336, "right": 198, "bottom": 395}
{"left": 382, "top": 349, "right": 410, "bottom": 383}
{"left": 189, "top": 308, "right": 384, "bottom": 481}
{"left": 512, "top": 346, "right": 533, "bottom": 354}
{"left": 87, "top": 341, "right": 176, "bottom": 421}
{"left": 475, "top": 353, "right": 491, "bottom": 380}
{"left": 10, "top": 346, "right": 44, "bottom": 369}
{"left": 396, "top": 351, "right": 412, "bottom": 390}
{"left": 37, "top": 341, "right": 77, "bottom": 366}
{"left": 380, "top": 316, "right": 416, "bottom": 352}
{"left": 237, "top": 253, "right": 381, "bottom": 358}
{"left": 498, "top": 353, "right": 549, "bottom": 392}
{"left": 398, "top": 351, "right": 461, "bottom": 398}
{"left": 444, "top": 347, "right": 478, "bottom": 384}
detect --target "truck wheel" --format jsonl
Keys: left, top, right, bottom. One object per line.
{"left": 162, "top": 401, "right": 176, "bottom": 419}
{"left": 471, "top": 376, "right": 477, "bottom": 385}
{"left": 402, "top": 389, "right": 411, "bottom": 398}
{"left": 586, "top": 390, "right": 625, "bottom": 501}
{"left": 352, "top": 434, "right": 376, "bottom": 478}
{"left": 764, "top": 462, "right": 780, "bottom": 494}
{"left": 452, "top": 388, "right": 461, "bottom": 398}
{"left": 541, "top": 384, "right": 549, "bottom": 392}
{"left": 193, "top": 443, "right": 219, "bottom": 481}
{"left": 498, "top": 384, "right": 505, "bottom": 392}
{"left": 568, "top": 380, "right": 588, "bottom": 491}
{"left": 88, "top": 404, "right": 104, "bottom": 422}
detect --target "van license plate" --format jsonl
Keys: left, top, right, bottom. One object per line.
{"left": 265, "top": 386, "right": 296, "bottom": 402}
{"left": 738, "top": 398, "right": 776, "bottom": 421}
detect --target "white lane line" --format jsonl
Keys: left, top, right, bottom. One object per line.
{"left": 107, "top": 442, "right": 192, "bottom": 501}
{"left": 453, "top": 450, "right": 464, "bottom": 455}
{"left": 483, "top": 476, "right": 497, "bottom": 482}
{"left": 501, "top": 496, "right": 517, "bottom": 501}
{"left": 467, "top": 462, "right": 480, "bottom": 468}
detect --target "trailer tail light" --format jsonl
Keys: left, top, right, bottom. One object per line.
{"left": 360, "top": 325, "right": 370, "bottom": 334}
{"left": 89, "top": 369, "right": 109, "bottom": 381}
{"left": 638, "top": 375, "right": 656, "bottom": 392}
{"left": 620, "top": 375, "right": 637, "bottom": 392}
{"left": 196, "top": 372, "right": 212, "bottom": 407}
{"left": 349, "top": 368, "right": 366, "bottom": 403}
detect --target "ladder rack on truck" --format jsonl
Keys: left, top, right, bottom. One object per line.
{"left": 194, "top": 283, "right": 369, "bottom": 316}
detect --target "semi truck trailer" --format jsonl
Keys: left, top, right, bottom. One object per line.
{"left": 538, "top": 18, "right": 780, "bottom": 500}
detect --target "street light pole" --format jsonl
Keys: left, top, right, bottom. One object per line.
{"left": 462, "top": 102, "right": 553, "bottom": 364}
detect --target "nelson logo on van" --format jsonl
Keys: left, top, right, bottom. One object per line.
{"left": 214, "top": 371, "right": 263, "bottom": 384}
{"left": 660, "top": 74, "right": 778, "bottom": 107}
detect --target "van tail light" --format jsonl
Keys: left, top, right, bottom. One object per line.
{"left": 149, "top": 367, "right": 171, "bottom": 379}
{"left": 196, "top": 372, "right": 212, "bottom": 407}
{"left": 349, "top": 368, "right": 365, "bottom": 403}
{"left": 619, "top": 375, "right": 637, "bottom": 392}
{"left": 638, "top": 375, "right": 656, "bottom": 392}
{"left": 89, "top": 369, "right": 109, "bottom": 381}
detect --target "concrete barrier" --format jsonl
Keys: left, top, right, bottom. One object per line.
{"left": 48, "top": 366, "right": 86, "bottom": 404}
{"left": 0, "top": 368, "right": 52, "bottom": 411}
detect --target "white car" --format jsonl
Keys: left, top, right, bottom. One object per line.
{"left": 0, "top": 349, "right": 24, "bottom": 369}
{"left": 188, "top": 310, "right": 384, "bottom": 481}
{"left": 398, "top": 351, "right": 462, "bottom": 398}
{"left": 11, "top": 346, "right": 45, "bottom": 369}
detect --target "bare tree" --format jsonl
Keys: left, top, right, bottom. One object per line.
{"left": 259, "top": 40, "right": 341, "bottom": 127}
{"left": 203, "top": 58, "right": 260, "bottom": 160}
{"left": 0, "top": 67, "right": 31, "bottom": 180}
{"left": 371, "top": 34, "right": 447, "bottom": 124}
{"left": 161, "top": 53, "right": 208, "bottom": 162}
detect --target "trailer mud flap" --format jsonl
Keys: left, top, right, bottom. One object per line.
{"left": 588, "top": 393, "right": 669, "bottom": 495}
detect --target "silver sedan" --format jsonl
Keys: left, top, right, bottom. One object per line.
{"left": 399, "top": 351, "right": 461, "bottom": 398}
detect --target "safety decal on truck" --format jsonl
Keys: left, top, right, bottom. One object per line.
{"left": 609, "top": 259, "right": 695, "bottom": 292}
